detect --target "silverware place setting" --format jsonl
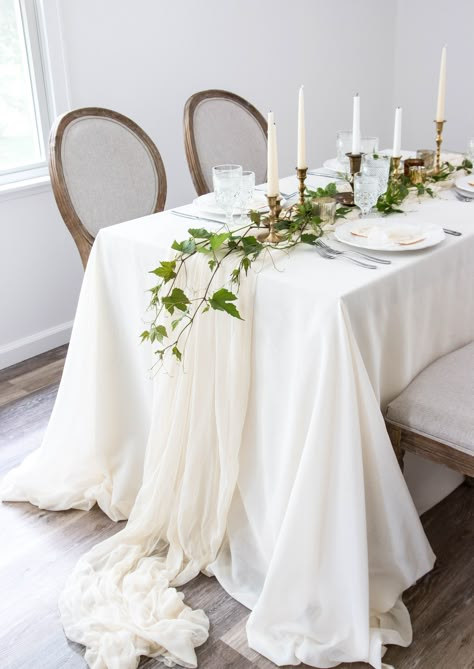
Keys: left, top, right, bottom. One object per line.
{"left": 317, "top": 239, "right": 391, "bottom": 264}
{"left": 314, "top": 241, "right": 377, "bottom": 269}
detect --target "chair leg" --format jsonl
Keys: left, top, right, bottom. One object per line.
{"left": 386, "top": 424, "right": 405, "bottom": 472}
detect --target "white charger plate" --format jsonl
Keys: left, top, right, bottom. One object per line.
{"left": 193, "top": 191, "right": 268, "bottom": 216}
{"left": 455, "top": 174, "right": 474, "bottom": 195}
{"left": 334, "top": 219, "right": 445, "bottom": 252}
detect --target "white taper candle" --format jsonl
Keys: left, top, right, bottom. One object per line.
{"left": 351, "top": 94, "right": 361, "bottom": 154}
{"left": 297, "top": 86, "right": 307, "bottom": 169}
{"left": 436, "top": 45, "right": 447, "bottom": 122}
{"left": 267, "top": 113, "right": 279, "bottom": 197}
{"left": 392, "top": 107, "right": 402, "bottom": 157}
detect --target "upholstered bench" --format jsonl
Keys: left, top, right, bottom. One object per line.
{"left": 385, "top": 342, "right": 474, "bottom": 478}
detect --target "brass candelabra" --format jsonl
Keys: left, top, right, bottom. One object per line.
{"left": 434, "top": 120, "right": 446, "bottom": 173}
{"left": 258, "top": 194, "right": 283, "bottom": 243}
{"left": 296, "top": 167, "right": 308, "bottom": 205}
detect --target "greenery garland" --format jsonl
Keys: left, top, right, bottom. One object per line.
{"left": 142, "top": 159, "right": 472, "bottom": 363}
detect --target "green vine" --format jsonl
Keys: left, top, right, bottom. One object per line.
{"left": 376, "top": 159, "right": 472, "bottom": 215}
{"left": 142, "top": 189, "right": 348, "bottom": 364}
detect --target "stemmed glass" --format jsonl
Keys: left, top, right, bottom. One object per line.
{"left": 354, "top": 173, "right": 379, "bottom": 217}
{"left": 238, "top": 170, "right": 255, "bottom": 224}
{"left": 361, "top": 154, "right": 390, "bottom": 197}
{"left": 212, "top": 165, "right": 242, "bottom": 228}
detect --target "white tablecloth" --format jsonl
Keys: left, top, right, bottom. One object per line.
{"left": 2, "top": 178, "right": 474, "bottom": 668}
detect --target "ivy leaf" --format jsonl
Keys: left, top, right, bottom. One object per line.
{"left": 208, "top": 258, "right": 217, "bottom": 270}
{"left": 150, "top": 260, "right": 176, "bottom": 283}
{"left": 172, "top": 346, "right": 182, "bottom": 361}
{"left": 241, "top": 236, "right": 263, "bottom": 256}
{"left": 140, "top": 330, "right": 150, "bottom": 342}
{"left": 301, "top": 233, "right": 318, "bottom": 245}
{"left": 241, "top": 257, "right": 251, "bottom": 275}
{"left": 161, "top": 287, "right": 190, "bottom": 314}
{"left": 188, "top": 228, "right": 212, "bottom": 239}
{"left": 210, "top": 232, "right": 230, "bottom": 252}
{"left": 151, "top": 324, "right": 167, "bottom": 343}
{"left": 172, "top": 238, "right": 196, "bottom": 254}
{"left": 209, "top": 288, "right": 243, "bottom": 320}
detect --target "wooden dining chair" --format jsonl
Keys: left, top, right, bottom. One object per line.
{"left": 49, "top": 107, "right": 167, "bottom": 268}
{"left": 385, "top": 342, "right": 474, "bottom": 481}
{"left": 183, "top": 89, "right": 267, "bottom": 196}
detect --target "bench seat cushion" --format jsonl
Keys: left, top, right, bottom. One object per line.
{"left": 386, "top": 342, "right": 474, "bottom": 455}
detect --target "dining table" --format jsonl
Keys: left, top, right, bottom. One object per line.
{"left": 1, "top": 168, "right": 474, "bottom": 669}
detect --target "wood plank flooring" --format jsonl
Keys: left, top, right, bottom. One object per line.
{"left": 0, "top": 347, "right": 473, "bottom": 669}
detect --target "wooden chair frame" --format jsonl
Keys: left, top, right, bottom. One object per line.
{"left": 183, "top": 89, "right": 267, "bottom": 196}
{"left": 386, "top": 419, "right": 474, "bottom": 478}
{"left": 49, "top": 107, "right": 167, "bottom": 268}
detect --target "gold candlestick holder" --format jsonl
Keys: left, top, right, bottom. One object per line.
{"left": 390, "top": 155, "right": 402, "bottom": 179}
{"left": 258, "top": 195, "right": 282, "bottom": 243}
{"left": 345, "top": 152, "right": 363, "bottom": 205}
{"left": 434, "top": 119, "right": 446, "bottom": 172}
{"left": 296, "top": 166, "right": 308, "bottom": 205}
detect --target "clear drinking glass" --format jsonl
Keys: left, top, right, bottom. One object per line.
{"left": 336, "top": 132, "right": 379, "bottom": 166}
{"left": 336, "top": 131, "right": 352, "bottom": 164}
{"left": 238, "top": 170, "right": 255, "bottom": 223}
{"left": 212, "top": 165, "right": 243, "bottom": 227}
{"left": 361, "top": 154, "right": 390, "bottom": 197}
{"left": 468, "top": 138, "right": 474, "bottom": 162}
{"left": 360, "top": 136, "right": 379, "bottom": 155}
{"left": 354, "top": 173, "right": 379, "bottom": 217}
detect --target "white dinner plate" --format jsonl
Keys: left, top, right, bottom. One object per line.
{"left": 193, "top": 191, "right": 268, "bottom": 216}
{"left": 334, "top": 219, "right": 445, "bottom": 252}
{"left": 323, "top": 158, "right": 350, "bottom": 173}
{"left": 454, "top": 174, "right": 474, "bottom": 194}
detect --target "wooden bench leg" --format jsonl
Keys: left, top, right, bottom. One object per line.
{"left": 386, "top": 424, "right": 405, "bottom": 472}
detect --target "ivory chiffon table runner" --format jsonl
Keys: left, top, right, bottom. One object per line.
{"left": 2, "top": 180, "right": 474, "bottom": 669}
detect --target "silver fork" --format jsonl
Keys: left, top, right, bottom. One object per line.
{"left": 314, "top": 243, "right": 377, "bottom": 269}
{"left": 317, "top": 239, "right": 391, "bottom": 265}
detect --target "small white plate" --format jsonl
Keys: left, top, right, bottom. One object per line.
{"left": 193, "top": 191, "right": 268, "bottom": 216}
{"left": 455, "top": 174, "right": 474, "bottom": 194}
{"left": 334, "top": 219, "right": 445, "bottom": 252}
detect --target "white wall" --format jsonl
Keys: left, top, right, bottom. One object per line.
{"left": 393, "top": 0, "right": 474, "bottom": 153}
{"left": 2, "top": 0, "right": 398, "bottom": 368}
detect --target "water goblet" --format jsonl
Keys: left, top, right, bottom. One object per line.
{"left": 467, "top": 138, "right": 474, "bottom": 162}
{"left": 238, "top": 170, "right": 255, "bottom": 223}
{"left": 212, "top": 164, "right": 243, "bottom": 227}
{"left": 336, "top": 131, "right": 353, "bottom": 165}
{"left": 354, "top": 173, "right": 379, "bottom": 217}
{"left": 360, "top": 136, "right": 380, "bottom": 155}
{"left": 361, "top": 154, "right": 390, "bottom": 197}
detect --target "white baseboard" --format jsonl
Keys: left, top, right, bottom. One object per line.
{"left": 0, "top": 321, "right": 73, "bottom": 370}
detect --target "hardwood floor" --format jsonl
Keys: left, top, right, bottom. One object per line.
{"left": 0, "top": 347, "right": 472, "bottom": 669}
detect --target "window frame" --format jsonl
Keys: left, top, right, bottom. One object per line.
{"left": 0, "top": 0, "right": 69, "bottom": 191}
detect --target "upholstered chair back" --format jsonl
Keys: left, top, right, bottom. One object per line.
{"left": 49, "top": 107, "right": 167, "bottom": 267}
{"left": 184, "top": 90, "right": 267, "bottom": 196}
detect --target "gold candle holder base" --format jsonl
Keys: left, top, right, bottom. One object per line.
{"left": 258, "top": 195, "right": 283, "bottom": 243}
{"left": 390, "top": 155, "right": 402, "bottom": 179}
{"left": 345, "top": 152, "right": 363, "bottom": 205}
{"left": 434, "top": 119, "right": 446, "bottom": 173}
{"left": 296, "top": 166, "right": 308, "bottom": 205}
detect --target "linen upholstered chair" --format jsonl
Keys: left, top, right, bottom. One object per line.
{"left": 183, "top": 89, "right": 267, "bottom": 196}
{"left": 49, "top": 107, "right": 167, "bottom": 268}
{"left": 385, "top": 342, "right": 474, "bottom": 480}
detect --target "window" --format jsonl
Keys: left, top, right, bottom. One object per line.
{"left": 0, "top": 0, "right": 54, "bottom": 186}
